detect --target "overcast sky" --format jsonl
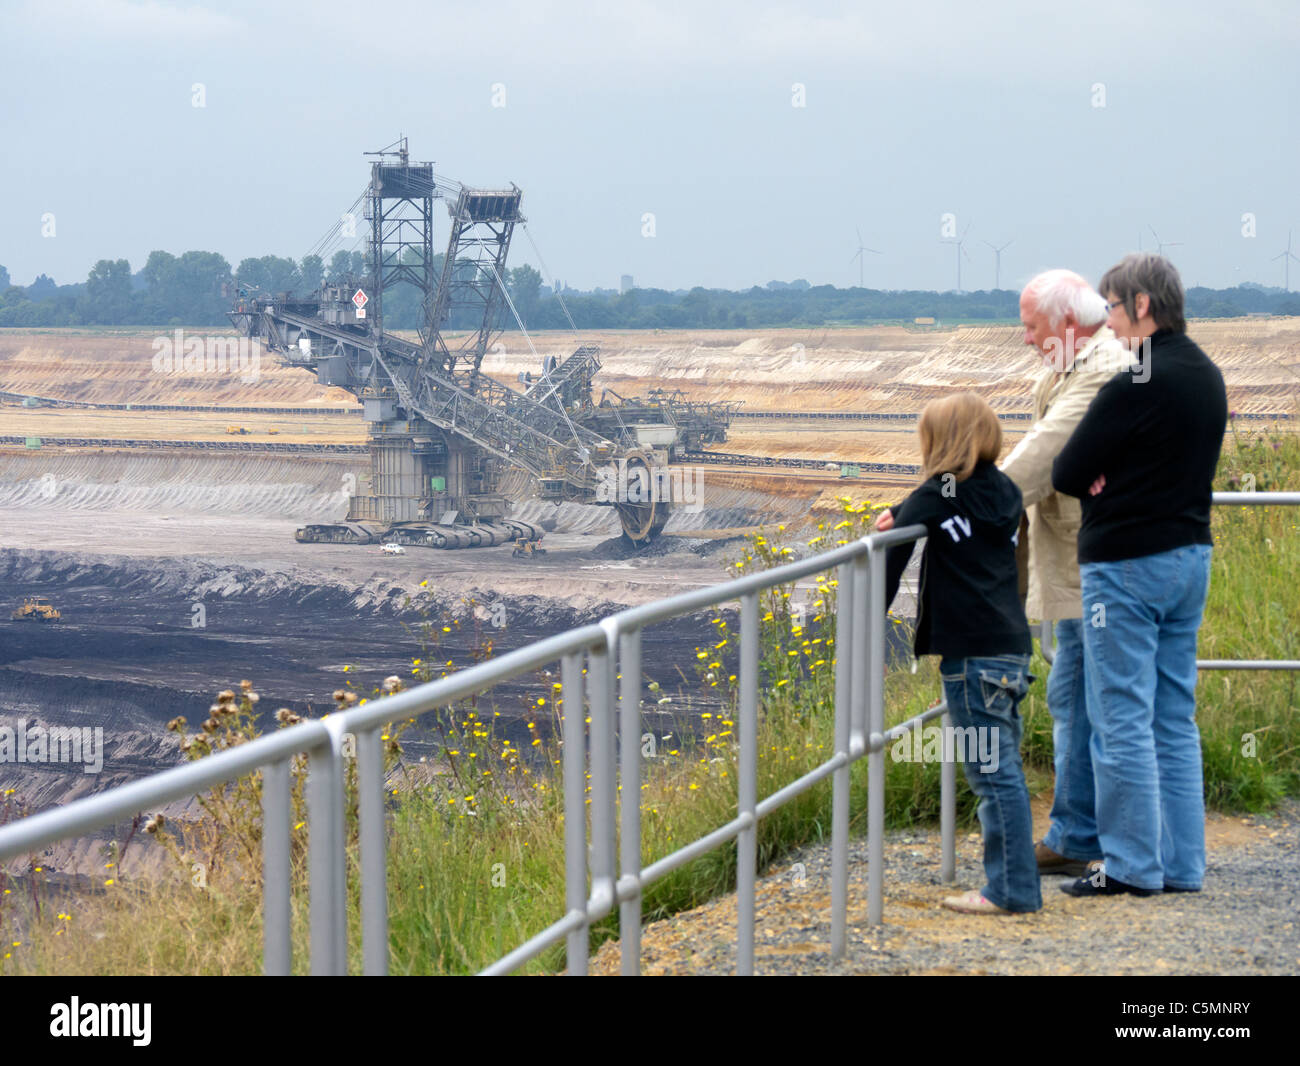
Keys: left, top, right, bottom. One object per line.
{"left": 2, "top": 0, "right": 1297, "bottom": 294}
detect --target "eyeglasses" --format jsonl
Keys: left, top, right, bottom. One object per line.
{"left": 1105, "top": 294, "right": 1148, "bottom": 313}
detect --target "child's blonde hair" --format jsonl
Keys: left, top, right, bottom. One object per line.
{"left": 918, "top": 392, "right": 1003, "bottom": 482}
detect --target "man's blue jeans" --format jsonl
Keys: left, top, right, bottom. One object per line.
{"left": 1043, "top": 618, "right": 1103, "bottom": 862}
{"left": 940, "top": 653, "right": 1041, "bottom": 912}
{"left": 1080, "top": 543, "right": 1213, "bottom": 891}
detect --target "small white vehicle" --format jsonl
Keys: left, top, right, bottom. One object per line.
{"left": 381, "top": 542, "right": 406, "bottom": 555}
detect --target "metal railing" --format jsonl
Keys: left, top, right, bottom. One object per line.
{"left": 483, "top": 522, "right": 952, "bottom": 976}
{"left": 2, "top": 492, "right": 1295, "bottom": 976}
{"left": 0, "top": 522, "right": 957, "bottom": 976}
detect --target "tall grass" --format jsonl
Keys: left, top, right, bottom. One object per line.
{"left": 3, "top": 422, "right": 1295, "bottom": 974}
{"left": 1197, "top": 416, "right": 1300, "bottom": 807}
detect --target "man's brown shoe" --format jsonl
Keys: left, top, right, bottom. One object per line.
{"left": 1035, "top": 840, "right": 1089, "bottom": 877}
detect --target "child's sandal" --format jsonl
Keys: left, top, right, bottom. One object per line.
{"left": 940, "top": 890, "right": 1011, "bottom": 915}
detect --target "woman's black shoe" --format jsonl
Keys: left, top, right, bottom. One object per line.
{"left": 1060, "top": 870, "right": 1161, "bottom": 897}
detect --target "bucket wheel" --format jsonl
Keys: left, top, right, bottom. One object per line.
{"left": 614, "top": 451, "right": 671, "bottom": 547}
{"left": 616, "top": 499, "right": 670, "bottom": 546}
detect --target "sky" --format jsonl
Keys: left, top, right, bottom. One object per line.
{"left": 2, "top": 0, "right": 1298, "bottom": 294}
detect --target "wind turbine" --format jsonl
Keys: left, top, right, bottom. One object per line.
{"left": 941, "top": 223, "right": 972, "bottom": 292}
{"left": 851, "top": 228, "right": 882, "bottom": 288}
{"left": 1148, "top": 225, "right": 1183, "bottom": 257}
{"left": 982, "top": 239, "right": 1013, "bottom": 290}
{"left": 1272, "top": 230, "right": 1299, "bottom": 292}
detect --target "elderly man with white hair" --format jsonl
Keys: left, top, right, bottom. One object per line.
{"left": 999, "top": 269, "right": 1132, "bottom": 878}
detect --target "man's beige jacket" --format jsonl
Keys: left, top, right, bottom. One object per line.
{"left": 1000, "top": 326, "right": 1134, "bottom": 621}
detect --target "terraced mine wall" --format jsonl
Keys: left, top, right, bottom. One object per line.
{"left": 4, "top": 320, "right": 1296, "bottom": 416}
{"left": 0, "top": 449, "right": 366, "bottom": 521}
{"left": 0, "top": 448, "right": 822, "bottom": 537}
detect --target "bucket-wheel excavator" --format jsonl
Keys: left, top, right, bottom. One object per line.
{"left": 229, "top": 138, "right": 736, "bottom": 549}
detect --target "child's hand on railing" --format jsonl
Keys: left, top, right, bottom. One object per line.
{"left": 875, "top": 510, "right": 895, "bottom": 532}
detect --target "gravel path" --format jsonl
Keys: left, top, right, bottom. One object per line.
{"left": 589, "top": 798, "right": 1300, "bottom": 975}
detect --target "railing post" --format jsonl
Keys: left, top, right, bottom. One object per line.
{"left": 356, "top": 725, "right": 388, "bottom": 975}
{"left": 262, "top": 756, "right": 292, "bottom": 976}
{"left": 1039, "top": 618, "right": 1055, "bottom": 667}
{"left": 618, "top": 627, "right": 644, "bottom": 976}
{"left": 867, "top": 542, "right": 886, "bottom": 926}
{"left": 831, "top": 558, "right": 854, "bottom": 960}
{"left": 850, "top": 553, "right": 869, "bottom": 754}
{"left": 562, "top": 651, "right": 588, "bottom": 974}
{"left": 940, "top": 704, "right": 956, "bottom": 883}
{"left": 737, "top": 592, "right": 759, "bottom": 976}
{"left": 309, "top": 719, "right": 348, "bottom": 975}
{"left": 590, "top": 623, "right": 618, "bottom": 918}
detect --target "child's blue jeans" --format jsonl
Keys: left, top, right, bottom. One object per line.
{"left": 939, "top": 653, "right": 1041, "bottom": 912}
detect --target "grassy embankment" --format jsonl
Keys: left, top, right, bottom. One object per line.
{"left": 3, "top": 418, "right": 1295, "bottom": 975}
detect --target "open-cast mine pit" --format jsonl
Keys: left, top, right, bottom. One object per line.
{"left": 1, "top": 321, "right": 1295, "bottom": 872}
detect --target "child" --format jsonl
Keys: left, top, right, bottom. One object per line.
{"left": 876, "top": 392, "right": 1039, "bottom": 914}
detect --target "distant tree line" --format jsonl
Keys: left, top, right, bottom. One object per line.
{"left": 2, "top": 252, "right": 1298, "bottom": 330}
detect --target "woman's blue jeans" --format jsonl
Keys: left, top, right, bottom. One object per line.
{"left": 940, "top": 653, "right": 1041, "bottom": 912}
{"left": 1080, "top": 543, "right": 1212, "bottom": 891}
